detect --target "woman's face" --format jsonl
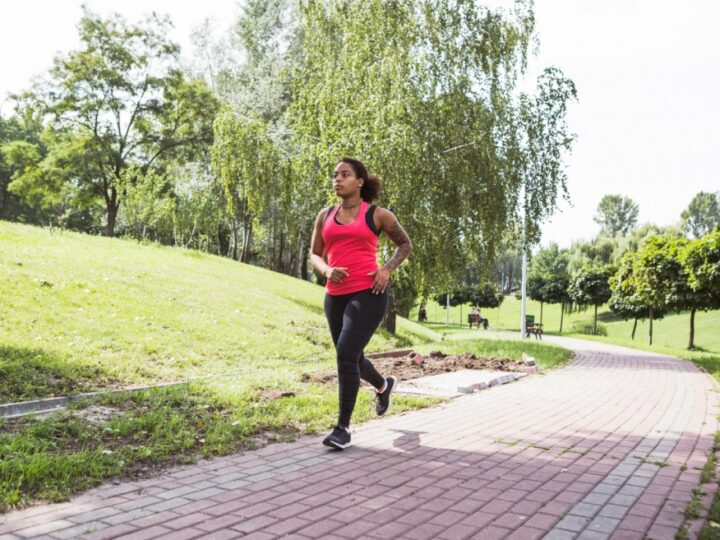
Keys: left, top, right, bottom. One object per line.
{"left": 333, "top": 162, "right": 363, "bottom": 197}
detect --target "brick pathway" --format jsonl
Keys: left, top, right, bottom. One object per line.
{"left": 1, "top": 337, "right": 718, "bottom": 540}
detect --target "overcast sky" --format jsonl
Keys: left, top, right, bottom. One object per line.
{"left": 1, "top": 1, "right": 718, "bottom": 248}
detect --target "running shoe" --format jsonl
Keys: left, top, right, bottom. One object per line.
{"left": 375, "top": 376, "right": 397, "bottom": 416}
{"left": 322, "top": 425, "right": 351, "bottom": 450}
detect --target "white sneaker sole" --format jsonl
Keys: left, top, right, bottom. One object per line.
{"left": 323, "top": 438, "right": 352, "bottom": 450}
{"left": 378, "top": 377, "right": 398, "bottom": 416}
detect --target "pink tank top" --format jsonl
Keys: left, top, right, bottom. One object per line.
{"left": 322, "top": 201, "right": 380, "bottom": 295}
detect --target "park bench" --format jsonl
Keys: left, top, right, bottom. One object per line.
{"left": 526, "top": 323, "right": 543, "bottom": 340}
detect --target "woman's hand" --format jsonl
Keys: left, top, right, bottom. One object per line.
{"left": 368, "top": 267, "right": 391, "bottom": 294}
{"left": 325, "top": 266, "right": 349, "bottom": 283}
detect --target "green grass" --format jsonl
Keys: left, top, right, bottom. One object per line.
{"left": 0, "top": 221, "right": 434, "bottom": 402}
{"left": 412, "top": 295, "right": 720, "bottom": 375}
{"left": 0, "top": 377, "right": 440, "bottom": 512}
{"left": 413, "top": 295, "right": 720, "bottom": 352}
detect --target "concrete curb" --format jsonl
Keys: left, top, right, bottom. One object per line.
{"left": 0, "top": 381, "right": 186, "bottom": 419}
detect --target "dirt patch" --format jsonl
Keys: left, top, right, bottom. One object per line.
{"left": 300, "top": 350, "right": 535, "bottom": 387}
{"left": 257, "top": 390, "right": 297, "bottom": 402}
{"left": 301, "top": 372, "right": 336, "bottom": 384}
{"left": 74, "top": 405, "right": 122, "bottom": 425}
{"left": 367, "top": 350, "right": 533, "bottom": 382}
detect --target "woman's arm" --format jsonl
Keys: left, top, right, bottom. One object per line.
{"left": 368, "top": 207, "right": 413, "bottom": 294}
{"left": 309, "top": 209, "right": 348, "bottom": 283}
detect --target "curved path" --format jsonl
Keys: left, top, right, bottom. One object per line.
{"left": 1, "top": 337, "right": 718, "bottom": 540}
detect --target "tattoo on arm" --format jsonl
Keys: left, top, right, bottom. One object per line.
{"left": 383, "top": 220, "right": 412, "bottom": 272}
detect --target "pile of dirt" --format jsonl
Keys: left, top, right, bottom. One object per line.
{"left": 372, "top": 350, "right": 537, "bottom": 381}
{"left": 302, "top": 350, "right": 535, "bottom": 386}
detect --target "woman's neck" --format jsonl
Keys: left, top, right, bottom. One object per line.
{"left": 340, "top": 196, "right": 362, "bottom": 209}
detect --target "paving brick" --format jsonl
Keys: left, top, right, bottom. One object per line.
{"left": 436, "top": 523, "right": 479, "bottom": 540}
{"left": 82, "top": 523, "right": 138, "bottom": 540}
{"left": 193, "top": 514, "right": 245, "bottom": 532}
{"left": 152, "top": 528, "right": 205, "bottom": 540}
{"left": 296, "top": 519, "right": 345, "bottom": 537}
{"left": 14, "top": 520, "right": 76, "bottom": 538}
{"left": 230, "top": 515, "right": 277, "bottom": 534}
{"left": 555, "top": 514, "right": 591, "bottom": 533}
{"left": 587, "top": 515, "right": 621, "bottom": 534}
{"left": 114, "top": 526, "right": 173, "bottom": 540}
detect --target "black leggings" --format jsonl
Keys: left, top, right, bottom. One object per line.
{"left": 324, "top": 288, "right": 389, "bottom": 428}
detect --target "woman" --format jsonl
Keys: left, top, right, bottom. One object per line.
{"left": 309, "top": 157, "right": 412, "bottom": 450}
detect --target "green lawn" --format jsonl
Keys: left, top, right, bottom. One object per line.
{"left": 0, "top": 221, "right": 438, "bottom": 402}
{"left": 413, "top": 294, "right": 720, "bottom": 356}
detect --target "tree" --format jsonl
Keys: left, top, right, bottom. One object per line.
{"left": 11, "top": 9, "right": 220, "bottom": 236}
{"left": 568, "top": 266, "right": 614, "bottom": 335}
{"left": 292, "top": 0, "right": 575, "bottom": 332}
{"left": 527, "top": 274, "right": 548, "bottom": 324}
{"left": 0, "top": 113, "right": 47, "bottom": 224}
{"left": 211, "top": 111, "right": 281, "bottom": 262}
{"left": 681, "top": 229, "right": 720, "bottom": 294}
{"left": 593, "top": 194, "right": 639, "bottom": 237}
{"left": 529, "top": 243, "right": 570, "bottom": 330}
{"left": 492, "top": 240, "right": 523, "bottom": 294}
{"left": 469, "top": 285, "right": 505, "bottom": 311}
{"left": 681, "top": 231, "right": 720, "bottom": 348}
{"left": 609, "top": 252, "right": 665, "bottom": 341}
{"left": 632, "top": 236, "right": 688, "bottom": 346}
{"left": 542, "top": 274, "right": 572, "bottom": 333}
{"left": 681, "top": 191, "right": 720, "bottom": 239}
{"left": 659, "top": 237, "right": 718, "bottom": 349}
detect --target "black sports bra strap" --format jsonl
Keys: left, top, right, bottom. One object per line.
{"left": 320, "top": 205, "right": 336, "bottom": 227}
{"left": 365, "top": 205, "right": 380, "bottom": 236}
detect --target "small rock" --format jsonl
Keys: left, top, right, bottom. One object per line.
{"left": 411, "top": 354, "right": 424, "bottom": 365}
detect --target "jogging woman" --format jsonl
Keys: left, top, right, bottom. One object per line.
{"left": 309, "top": 157, "right": 412, "bottom": 450}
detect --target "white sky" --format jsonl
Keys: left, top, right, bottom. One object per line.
{"left": 1, "top": 1, "right": 718, "bottom": 247}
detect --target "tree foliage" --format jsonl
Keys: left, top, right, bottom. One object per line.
{"left": 568, "top": 265, "right": 614, "bottom": 335}
{"left": 10, "top": 9, "right": 220, "bottom": 236}
{"left": 290, "top": 0, "right": 574, "bottom": 299}
{"left": 593, "top": 194, "right": 639, "bottom": 237}
{"left": 435, "top": 284, "right": 503, "bottom": 310}
{"left": 681, "top": 191, "right": 720, "bottom": 239}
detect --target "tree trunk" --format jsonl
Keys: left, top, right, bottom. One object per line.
{"left": 593, "top": 304, "right": 598, "bottom": 335}
{"left": 540, "top": 302, "right": 544, "bottom": 325}
{"left": 105, "top": 201, "right": 119, "bottom": 237}
{"left": 230, "top": 217, "right": 239, "bottom": 260}
{"left": 631, "top": 318, "right": 638, "bottom": 340}
{"left": 300, "top": 235, "right": 310, "bottom": 281}
{"left": 559, "top": 303, "right": 564, "bottom": 333}
{"left": 240, "top": 219, "right": 253, "bottom": 263}
{"left": 649, "top": 306, "right": 654, "bottom": 345}
{"left": 689, "top": 308, "right": 696, "bottom": 350}
{"left": 381, "top": 285, "right": 397, "bottom": 334}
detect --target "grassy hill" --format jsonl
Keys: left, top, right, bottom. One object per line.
{"left": 0, "top": 221, "right": 439, "bottom": 402}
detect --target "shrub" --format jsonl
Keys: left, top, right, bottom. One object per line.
{"left": 571, "top": 322, "right": 608, "bottom": 336}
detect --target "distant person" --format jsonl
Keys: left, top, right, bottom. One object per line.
{"left": 418, "top": 303, "right": 427, "bottom": 323}
{"left": 309, "top": 157, "right": 413, "bottom": 450}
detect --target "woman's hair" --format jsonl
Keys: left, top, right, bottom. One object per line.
{"left": 338, "top": 157, "right": 381, "bottom": 203}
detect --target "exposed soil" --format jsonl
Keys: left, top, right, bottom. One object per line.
{"left": 301, "top": 350, "right": 535, "bottom": 386}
